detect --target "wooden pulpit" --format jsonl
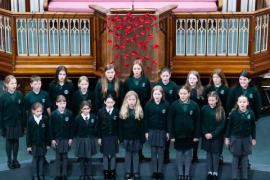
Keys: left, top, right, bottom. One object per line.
{"left": 89, "top": 4, "right": 177, "bottom": 81}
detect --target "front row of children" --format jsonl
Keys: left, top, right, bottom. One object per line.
{"left": 0, "top": 75, "right": 256, "bottom": 180}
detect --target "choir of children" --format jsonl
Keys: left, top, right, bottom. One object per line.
{"left": 0, "top": 65, "right": 262, "bottom": 180}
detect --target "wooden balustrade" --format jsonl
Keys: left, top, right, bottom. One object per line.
{"left": 170, "top": 7, "right": 270, "bottom": 77}
{"left": 0, "top": 6, "right": 269, "bottom": 78}
{"left": 0, "top": 9, "right": 97, "bottom": 76}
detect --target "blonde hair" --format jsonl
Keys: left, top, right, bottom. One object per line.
{"left": 207, "top": 91, "right": 225, "bottom": 122}
{"left": 4, "top": 75, "right": 16, "bottom": 91}
{"left": 119, "top": 91, "right": 144, "bottom": 120}
{"left": 78, "top": 76, "right": 89, "bottom": 86}
{"left": 150, "top": 85, "right": 165, "bottom": 102}
{"left": 101, "top": 64, "right": 120, "bottom": 98}
{"left": 185, "top": 70, "right": 204, "bottom": 98}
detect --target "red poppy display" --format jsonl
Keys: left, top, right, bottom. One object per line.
{"left": 106, "top": 12, "right": 159, "bottom": 75}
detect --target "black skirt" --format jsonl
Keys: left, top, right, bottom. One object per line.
{"left": 174, "top": 138, "right": 193, "bottom": 150}
{"left": 229, "top": 136, "right": 252, "bottom": 156}
{"left": 54, "top": 139, "right": 70, "bottom": 153}
{"left": 100, "top": 135, "right": 119, "bottom": 156}
{"left": 75, "top": 137, "right": 97, "bottom": 158}
{"left": 148, "top": 129, "right": 166, "bottom": 148}
{"left": 5, "top": 126, "right": 22, "bottom": 139}
{"left": 123, "top": 139, "right": 142, "bottom": 152}
{"left": 32, "top": 145, "right": 47, "bottom": 156}
{"left": 201, "top": 137, "right": 223, "bottom": 153}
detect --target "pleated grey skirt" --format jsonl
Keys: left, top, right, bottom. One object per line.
{"left": 201, "top": 137, "right": 223, "bottom": 153}
{"left": 123, "top": 139, "right": 142, "bottom": 152}
{"left": 5, "top": 126, "right": 22, "bottom": 139}
{"left": 148, "top": 129, "right": 166, "bottom": 148}
{"left": 55, "top": 139, "right": 70, "bottom": 153}
{"left": 229, "top": 136, "right": 252, "bottom": 156}
{"left": 100, "top": 135, "right": 119, "bottom": 156}
{"left": 32, "top": 145, "right": 47, "bottom": 156}
{"left": 75, "top": 137, "right": 97, "bottom": 158}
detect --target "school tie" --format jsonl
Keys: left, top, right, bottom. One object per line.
{"left": 85, "top": 117, "right": 89, "bottom": 125}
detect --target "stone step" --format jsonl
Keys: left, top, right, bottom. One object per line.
{"left": 1, "top": 158, "right": 270, "bottom": 180}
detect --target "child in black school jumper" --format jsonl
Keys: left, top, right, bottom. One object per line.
{"left": 184, "top": 70, "right": 205, "bottom": 163}
{"left": 168, "top": 85, "right": 200, "bottom": 180}
{"left": 225, "top": 95, "right": 256, "bottom": 180}
{"left": 50, "top": 95, "right": 74, "bottom": 180}
{"left": 71, "top": 76, "right": 95, "bottom": 115}
{"left": 227, "top": 70, "right": 262, "bottom": 121}
{"left": 119, "top": 91, "right": 144, "bottom": 180}
{"left": 97, "top": 94, "right": 119, "bottom": 180}
{"left": 48, "top": 66, "right": 74, "bottom": 111}
{"left": 27, "top": 102, "right": 50, "bottom": 180}
{"left": 201, "top": 92, "right": 225, "bottom": 180}
{"left": 124, "top": 60, "right": 151, "bottom": 161}
{"left": 74, "top": 101, "right": 97, "bottom": 180}
{"left": 0, "top": 75, "right": 26, "bottom": 169}
{"left": 144, "top": 85, "right": 170, "bottom": 179}
{"left": 204, "top": 69, "right": 229, "bottom": 164}
{"left": 25, "top": 75, "right": 52, "bottom": 118}
{"left": 155, "top": 67, "right": 178, "bottom": 164}
{"left": 95, "top": 64, "right": 124, "bottom": 110}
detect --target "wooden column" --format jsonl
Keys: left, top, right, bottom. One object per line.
{"left": 25, "top": 0, "right": 30, "bottom": 12}
{"left": 0, "top": 0, "right": 11, "bottom": 10}
{"left": 248, "top": 15, "right": 256, "bottom": 71}
{"left": 10, "top": 15, "right": 17, "bottom": 70}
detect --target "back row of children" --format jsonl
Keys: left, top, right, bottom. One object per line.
{"left": 0, "top": 60, "right": 261, "bottom": 180}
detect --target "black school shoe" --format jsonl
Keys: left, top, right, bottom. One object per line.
{"left": 110, "top": 169, "right": 116, "bottom": 179}
{"left": 7, "top": 161, "right": 15, "bottom": 169}
{"left": 212, "top": 175, "right": 218, "bottom": 180}
{"left": 179, "top": 175, "right": 184, "bottom": 180}
{"left": 124, "top": 173, "right": 132, "bottom": 180}
{"left": 152, "top": 172, "right": 158, "bottom": 179}
{"left": 156, "top": 173, "right": 164, "bottom": 180}
{"left": 79, "top": 175, "right": 85, "bottom": 180}
{"left": 13, "top": 160, "right": 21, "bottom": 168}
{"left": 134, "top": 173, "right": 141, "bottom": 179}
{"left": 32, "top": 176, "right": 39, "bottom": 180}
{"left": 192, "top": 156, "right": 199, "bottom": 163}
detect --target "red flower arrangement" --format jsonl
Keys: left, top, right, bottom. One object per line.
{"left": 106, "top": 12, "right": 159, "bottom": 76}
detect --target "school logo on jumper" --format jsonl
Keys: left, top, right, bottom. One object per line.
{"left": 162, "top": 109, "right": 166, "bottom": 114}
{"left": 65, "top": 117, "right": 69, "bottom": 122}
{"left": 247, "top": 114, "right": 251, "bottom": 119}
{"left": 113, "top": 116, "right": 117, "bottom": 120}
{"left": 142, "top": 83, "right": 146, "bottom": 87}
{"left": 91, "top": 119, "right": 95, "bottom": 123}
{"left": 220, "top": 90, "right": 224, "bottom": 94}
{"left": 190, "top": 110, "right": 193, "bottom": 115}
{"left": 42, "top": 123, "right": 46, "bottom": 128}
{"left": 64, "top": 90, "right": 69, "bottom": 95}
{"left": 249, "top": 93, "right": 253, "bottom": 98}
{"left": 169, "top": 90, "right": 173, "bottom": 94}
{"left": 42, "top": 98, "right": 46, "bottom": 103}
{"left": 18, "top": 99, "right": 21, "bottom": 104}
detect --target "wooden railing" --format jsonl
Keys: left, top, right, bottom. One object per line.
{"left": 171, "top": 7, "right": 270, "bottom": 76}
{"left": 0, "top": 6, "right": 269, "bottom": 77}
{"left": 0, "top": 9, "right": 96, "bottom": 75}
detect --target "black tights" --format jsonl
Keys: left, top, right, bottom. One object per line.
{"left": 6, "top": 139, "right": 19, "bottom": 162}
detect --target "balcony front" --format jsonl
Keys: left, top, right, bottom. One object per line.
{"left": 0, "top": 0, "right": 269, "bottom": 79}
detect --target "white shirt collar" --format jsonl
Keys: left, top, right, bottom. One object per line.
{"left": 34, "top": 115, "right": 42, "bottom": 124}
{"left": 106, "top": 107, "right": 114, "bottom": 114}
{"left": 81, "top": 114, "right": 90, "bottom": 120}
